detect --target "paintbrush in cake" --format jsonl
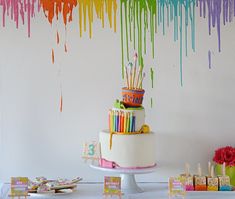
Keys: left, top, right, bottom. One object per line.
{"left": 137, "top": 72, "right": 145, "bottom": 89}
{"left": 133, "top": 53, "right": 138, "bottom": 89}
{"left": 135, "top": 65, "right": 142, "bottom": 89}
{"left": 125, "top": 66, "right": 130, "bottom": 89}
{"left": 128, "top": 62, "right": 133, "bottom": 89}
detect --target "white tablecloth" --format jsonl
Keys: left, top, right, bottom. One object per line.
{"left": 1, "top": 182, "right": 235, "bottom": 199}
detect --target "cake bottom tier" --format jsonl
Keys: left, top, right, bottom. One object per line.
{"left": 99, "top": 130, "right": 156, "bottom": 168}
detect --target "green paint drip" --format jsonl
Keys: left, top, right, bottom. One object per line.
{"left": 124, "top": 1, "right": 130, "bottom": 61}
{"left": 120, "top": 0, "right": 157, "bottom": 71}
{"left": 120, "top": 1, "right": 196, "bottom": 86}
{"left": 150, "top": 67, "right": 154, "bottom": 88}
{"left": 120, "top": 2, "right": 124, "bottom": 78}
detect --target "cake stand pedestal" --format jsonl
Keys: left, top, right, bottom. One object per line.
{"left": 90, "top": 164, "right": 157, "bottom": 194}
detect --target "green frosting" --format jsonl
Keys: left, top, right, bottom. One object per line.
{"left": 114, "top": 99, "right": 144, "bottom": 110}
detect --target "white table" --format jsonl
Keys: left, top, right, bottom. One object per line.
{"left": 1, "top": 182, "right": 235, "bottom": 199}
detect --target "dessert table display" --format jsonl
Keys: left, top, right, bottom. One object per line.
{"left": 1, "top": 182, "right": 235, "bottom": 199}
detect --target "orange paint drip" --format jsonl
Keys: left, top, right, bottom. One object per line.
{"left": 60, "top": 94, "right": 63, "bottom": 112}
{"left": 40, "top": 0, "right": 77, "bottom": 25}
{"left": 52, "top": 48, "right": 55, "bottom": 64}
{"left": 57, "top": 31, "right": 60, "bottom": 44}
{"left": 64, "top": 43, "right": 68, "bottom": 52}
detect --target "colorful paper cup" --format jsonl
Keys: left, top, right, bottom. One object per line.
{"left": 122, "top": 87, "right": 145, "bottom": 107}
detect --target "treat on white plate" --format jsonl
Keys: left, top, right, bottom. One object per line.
{"left": 37, "top": 184, "right": 55, "bottom": 193}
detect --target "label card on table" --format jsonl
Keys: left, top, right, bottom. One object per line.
{"left": 168, "top": 176, "right": 186, "bottom": 198}
{"left": 9, "top": 177, "right": 29, "bottom": 198}
{"left": 82, "top": 141, "right": 100, "bottom": 162}
{"left": 103, "top": 176, "right": 122, "bottom": 198}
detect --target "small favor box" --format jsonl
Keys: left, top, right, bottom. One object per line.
{"left": 194, "top": 163, "right": 207, "bottom": 191}
{"left": 207, "top": 177, "right": 218, "bottom": 191}
{"left": 207, "top": 164, "right": 218, "bottom": 191}
{"left": 218, "top": 162, "right": 232, "bottom": 191}
{"left": 194, "top": 176, "right": 207, "bottom": 191}
{"left": 218, "top": 175, "right": 232, "bottom": 191}
{"left": 181, "top": 175, "right": 194, "bottom": 191}
{"left": 103, "top": 176, "right": 122, "bottom": 198}
{"left": 10, "top": 177, "right": 29, "bottom": 198}
{"left": 168, "top": 176, "right": 186, "bottom": 198}
{"left": 181, "top": 163, "right": 194, "bottom": 191}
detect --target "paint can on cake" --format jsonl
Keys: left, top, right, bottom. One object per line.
{"left": 122, "top": 87, "right": 145, "bottom": 107}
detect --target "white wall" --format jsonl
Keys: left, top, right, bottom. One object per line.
{"left": 0, "top": 7, "right": 235, "bottom": 183}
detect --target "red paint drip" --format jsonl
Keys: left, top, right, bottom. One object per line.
{"left": 64, "top": 43, "right": 68, "bottom": 52}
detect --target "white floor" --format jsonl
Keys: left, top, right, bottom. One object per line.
{"left": 1, "top": 182, "right": 235, "bottom": 199}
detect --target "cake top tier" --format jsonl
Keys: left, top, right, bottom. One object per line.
{"left": 122, "top": 53, "right": 145, "bottom": 107}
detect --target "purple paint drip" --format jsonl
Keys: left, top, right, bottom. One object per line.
{"left": 198, "top": 0, "right": 235, "bottom": 52}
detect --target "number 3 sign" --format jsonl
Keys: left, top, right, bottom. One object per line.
{"left": 82, "top": 141, "right": 100, "bottom": 162}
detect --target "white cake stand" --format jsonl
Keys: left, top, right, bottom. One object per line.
{"left": 90, "top": 164, "right": 157, "bottom": 194}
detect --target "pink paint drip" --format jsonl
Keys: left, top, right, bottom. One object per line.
{"left": 0, "top": 0, "right": 39, "bottom": 37}
{"left": 198, "top": 0, "right": 235, "bottom": 52}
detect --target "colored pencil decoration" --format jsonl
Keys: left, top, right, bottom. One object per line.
{"left": 109, "top": 110, "right": 136, "bottom": 133}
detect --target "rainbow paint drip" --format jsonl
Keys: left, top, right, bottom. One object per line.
{"left": 1, "top": 0, "right": 235, "bottom": 86}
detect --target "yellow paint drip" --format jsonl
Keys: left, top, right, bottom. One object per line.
{"left": 77, "top": 0, "right": 117, "bottom": 38}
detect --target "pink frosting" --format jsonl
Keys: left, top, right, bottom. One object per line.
{"left": 99, "top": 158, "right": 156, "bottom": 169}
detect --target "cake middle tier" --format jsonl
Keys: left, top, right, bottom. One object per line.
{"left": 99, "top": 130, "right": 156, "bottom": 168}
{"left": 109, "top": 107, "right": 145, "bottom": 132}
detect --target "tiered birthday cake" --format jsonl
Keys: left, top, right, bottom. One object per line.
{"left": 99, "top": 53, "right": 156, "bottom": 169}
